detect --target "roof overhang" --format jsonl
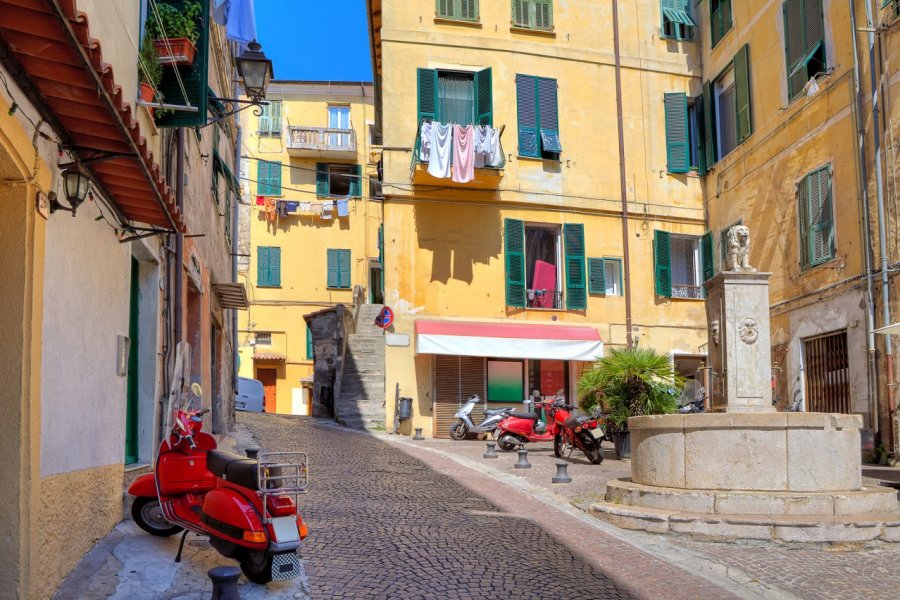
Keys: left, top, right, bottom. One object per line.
{"left": 414, "top": 319, "right": 604, "bottom": 361}
{"left": 212, "top": 283, "right": 249, "bottom": 310}
{"left": 0, "top": 0, "right": 183, "bottom": 231}
{"left": 253, "top": 352, "right": 285, "bottom": 361}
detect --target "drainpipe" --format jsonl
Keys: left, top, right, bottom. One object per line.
{"left": 232, "top": 78, "right": 241, "bottom": 416}
{"left": 174, "top": 128, "right": 185, "bottom": 349}
{"left": 865, "top": 0, "right": 895, "bottom": 442}
{"left": 851, "top": 0, "right": 880, "bottom": 432}
{"left": 612, "top": 0, "right": 633, "bottom": 349}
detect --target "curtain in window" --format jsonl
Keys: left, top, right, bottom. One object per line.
{"left": 525, "top": 229, "right": 556, "bottom": 288}
{"left": 670, "top": 237, "right": 696, "bottom": 286}
{"left": 438, "top": 73, "right": 475, "bottom": 125}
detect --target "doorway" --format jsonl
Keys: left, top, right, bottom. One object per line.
{"left": 257, "top": 367, "right": 277, "bottom": 413}
{"left": 125, "top": 258, "right": 139, "bottom": 464}
{"left": 369, "top": 261, "right": 383, "bottom": 304}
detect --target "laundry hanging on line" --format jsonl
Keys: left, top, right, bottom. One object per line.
{"left": 337, "top": 199, "right": 349, "bottom": 217}
{"left": 420, "top": 121, "right": 502, "bottom": 180}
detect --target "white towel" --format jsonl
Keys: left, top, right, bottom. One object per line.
{"left": 427, "top": 122, "right": 452, "bottom": 179}
{"left": 487, "top": 127, "right": 502, "bottom": 167}
{"left": 321, "top": 201, "right": 333, "bottom": 220}
{"left": 419, "top": 121, "right": 432, "bottom": 162}
{"left": 473, "top": 125, "right": 490, "bottom": 168}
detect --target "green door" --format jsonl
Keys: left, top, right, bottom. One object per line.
{"left": 125, "top": 258, "right": 139, "bottom": 464}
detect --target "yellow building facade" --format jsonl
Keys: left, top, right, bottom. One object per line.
{"left": 697, "top": 1, "right": 900, "bottom": 449}
{"left": 367, "top": 0, "right": 710, "bottom": 437}
{"left": 238, "top": 81, "right": 380, "bottom": 414}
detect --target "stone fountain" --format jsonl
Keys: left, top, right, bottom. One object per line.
{"left": 592, "top": 226, "right": 900, "bottom": 544}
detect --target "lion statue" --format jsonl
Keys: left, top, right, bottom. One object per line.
{"left": 725, "top": 225, "right": 755, "bottom": 272}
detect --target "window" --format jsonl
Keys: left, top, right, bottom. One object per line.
{"left": 257, "top": 246, "right": 281, "bottom": 287}
{"left": 255, "top": 332, "right": 272, "bottom": 346}
{"left": 505, "top": 219, "right": 585, "bottom": 310}
{"left": 306, "top": 325, "right": 313, "bottom": 359}
{"left": 783, "top": 0, "right": 826, "bottom": 101}
{"left": 153, "top": 0, "right": 210, "bottom": 128}
{"left": 661, "top": 0, "right": 695, "bottom": 41}
{"left": 516, "top": 75, "right": 561, "bottom": 159}
{"left": 715, "top": 68, "right": 737, "bottom": 159}
{"left": 417, "top": 68, "right": 492, "bottom": 126}
{"left": 316, "top": 163, "right": 362, "bottom": 197}
{"left": 257, "top": 160, "right": 282, "bottom": 196}
{"left": 327, "top": 105, "right": 352, "bottom": 149}
{"left": 798, "top": 165, "right": 834, "bottom": 268}
{"left": 327, "top": 249, "right": 352, "bottom": 289}
{"left": 664, "top": 93, "right": 689, "bottom": 173}
{"left": 258, "top": 101, "right": 282, "bottom": 135}
{"left": 654, "top": 230, "right": 708, "bottom": 299}
{"left": 588, "top": 258, "right": 622, "bottom": 296}
{"left": 710, "top": 0, "right": 732, "bottom": 48}
{"left": 804, "top": 330, "right": 850, "bottom": 413}
{"left": 698, "top": 44, "right": 752, "bottom": 167}
{"left": 512, "top": 0, "right": 553, "bottom": 30}
{"left": 436, "top": 0, "right": 478, "bottom": 21}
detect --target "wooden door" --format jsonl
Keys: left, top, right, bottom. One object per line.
{"left": 257, "top": 368, "right": 277, "bottom": 413}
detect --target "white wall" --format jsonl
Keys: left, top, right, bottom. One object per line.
{"left": 134, "top": 241, "right": 162, "bottom": 464}
{"left": 40, "top": 204, "right": 130, "bottom": 477}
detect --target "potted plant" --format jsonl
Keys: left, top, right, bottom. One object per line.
{"left": 138, "top": 31, "right": 162, "bottom": 114}
{"left": 145, "top": 0, "right": 203, "bottom": 66}
{"left": 577, "top": 347, "right": 682, "bottom": 459}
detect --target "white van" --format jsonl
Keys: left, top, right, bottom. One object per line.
{"left": 235, "top": 377, "right": 265, "bottom": 412}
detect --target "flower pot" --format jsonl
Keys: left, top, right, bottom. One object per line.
{"left": 153, "top": 38, "right": 196, "bottom": 66}
{"left": 612, "top": 430, "right": 631, "bottom": 460}
{"left": 138, "top": 82, "right": 155, "bottom": 116}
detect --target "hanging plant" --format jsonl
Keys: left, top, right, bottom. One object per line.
{"left": 138, "top": 31, "right": 162, "bottom": 114}
{"left": 145, "top": 0, "right": 203, "bottom": 66}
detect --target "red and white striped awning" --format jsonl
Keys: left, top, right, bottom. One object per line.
{"left": 415, "top": 320, "right": 603, "bottom": 361}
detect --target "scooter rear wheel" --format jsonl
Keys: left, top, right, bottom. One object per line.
{"left": 496, "top": 433, "right": 520, "bottom": 452}
{"left": 240, "top": 551, "right": 273, "bottom": 584}
{"left": 131, "top": 496, "right": 183, "bottom": 537}
{"left": 449, "top": 421, "right": 468, "bottom": 441}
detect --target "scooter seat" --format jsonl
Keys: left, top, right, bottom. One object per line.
{"left": 207, "top": 450, "right": 259, "bottom": 490}
{"left": 508, "top": 412, "right": 539, "bottom": 420}
{"left": 484, "top": 408, "right": 511, "bottom": 416}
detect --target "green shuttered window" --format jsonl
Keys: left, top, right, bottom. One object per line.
{"left": 701, "top": 232, "right": 714, "bottom": 282}
{"left": 783, "top": 0, "right": 827, "bottom": 101}
{"left": 699, "top": 43, "right": 752, "bottom": 168}
{"left": 327, "top": 249, "right": 352, "bottom": 288}
{"left": 306, "top": 325, "right": 314, "bottom": 360}
{"left": 661, "top": 0, "right": 695, "bottom": 40}
{"left": 799, "top": 166, "right": 834, "bottom": 268}
{"left": 417, "top": 68, "right": 492, "bottom": 126}
{"left": 710, "top": 0, "right": 732, "bottom": 48}
{"left": 504, "top": 219, "right": 526, "bottom": 308}
{"left": 516, "top": 74, "right": 561, "bottom": 158}
{"left": 564, "top": 224, "right": 586, "bottom": 310}
{"left": 733, "top": 44, "right": 752, "bottom": 145}
{"left": 257, "top": 161, "right": 282, "bottom": 196}
{"left": 654, "top": 230, "right": 673, "bottom": 298}
{"left": 316, "top": 163, "right": 362, "bottom": 197}
{"left": 664, "top": 93, "right": 689, "bottom": 173}
{"left": 258, "top": 101, "right": 282, "bottom": 135}
{"left": 257, "top": 247, "right": 281, "bottom": 287}
{"left": 437, "top": 0, "right": 479, "bottom": 21}
{"left": 512, "top": 0, "right": 553, "bottom": 30}
{"left": 154, "top": 0, "right": 210, "bottom": 128}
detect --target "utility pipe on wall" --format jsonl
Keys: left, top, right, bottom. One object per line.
{"left": 232, "top": 74, "right": 241, "bottom": 425}
{"left": 174, "top": 128, "right": 185, "bottom": 349}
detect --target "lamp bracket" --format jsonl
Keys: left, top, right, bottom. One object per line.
{"left": 58, "top": 149, "right": 136, "bottom": 167}
{"left": 47, "top": 191, "right": 76, "bottom": 216}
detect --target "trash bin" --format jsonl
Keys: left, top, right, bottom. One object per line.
{"left": 398, "top": 397, "right": 413, "bottom": 421}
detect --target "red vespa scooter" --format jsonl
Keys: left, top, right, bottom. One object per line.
{"left": 494, "top": 395, "right": 562, "bottom": 451}
{"left": 128, "top": 382, "right": 309, "bottom": 584}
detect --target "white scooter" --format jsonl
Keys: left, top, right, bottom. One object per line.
{"left": 449, "top": 394, "right": 514, "bottom": 440}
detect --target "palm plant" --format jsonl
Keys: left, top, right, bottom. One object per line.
{"left": 577, "top": 347, "right": 683, "bottom": 432}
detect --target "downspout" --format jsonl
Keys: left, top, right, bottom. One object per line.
{"left": 232, "top": 76, "right": 241, "bottom": 421}
{"left": 175, "top": 128, "right": 185, "bottom": 350}
{"left": 865, "top": 0, "right": 895, "bottom": 442}
{"left": 612, "top": 0, "right": 634, "bottom": 349}
{"left": 851, "top": 0, "right": 880, "bottom": 432}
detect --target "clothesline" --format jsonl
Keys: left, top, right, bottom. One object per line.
{"left": 257, "top": 196, "right": 351, "bottom": 223}
{"left": 419, "top": 122, "right": 503, "bottom": 182}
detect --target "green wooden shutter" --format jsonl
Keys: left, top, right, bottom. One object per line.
{"left": 316, "top": 163, "right": 329, "bottom": 197}
{"left": 504, "top": 218, "right": 526, "bottom": 307}
{"left": 339, "top": 249, "right": 352, "bottom": 288}
{"left": 701, "top": 231, "right": 714, "bottom": 281}
{"left": 327, "top": 249, "right": 339, "bottom": 287}
{"left": 257, "top": 160, "right": 270, "bottom": 195}
{"left": 269, "top": 247, "right": 281, "bottom": 286}
{"left": 537, "top": 77, "right": 561, "bottom": 153}
{"left": 654, "top": 230, "right": 672, "bottom": 297}
{"left": 460, "top": 0, "right": 479, "bottom": 20}
{"left": 257, "top": 247, "right": 270, "bottom": 286}
{"left": 437, "top": 0, "right": 454, "bottom": 18}
{"left": 270, "top": 101, "right": 282, "bottom": 134}
{"left": 734, "top": 44, "right": 752, "bottom": 144}
{"left": 664, "top": 93, "right": 689, "bottom": 173}
{"left": 258, "top": 103, "right": 271, "bottom": 133}
{"left": 534, "top": 0, "right": 553, "bottom": 29}
{"left": 349, "top": 164, "right": 362, "bottom": 197}
{"left": 702, "top": 81, "right": 717, "bottom": 167}
{"left": 516, "top": 75, "right": 539, "bottom": 157}
{"left": 588, "top": 258, "right": 606, "bottom": 295}
{"left": 306, "top": 325, "right": 313, "bottom": 359}
{"left": 806, "top": 167, "right": 833, "bottom": 265}
{"left": 695, "top": 93, "right": 707, "bottom": 175}
{"left": 784, "top": 0, "right": 805, "bottom": 99}
{"left": 798, "top": 175, "right": 811, "bottom": 267}
{"left": 474, "top": 68, "right": 493, "bottom": 126}
{"left": 378, "top": 224, "right": 384, "bottom": 265}
{"left": 512, "top": 0, "right": 530, "bottom": 26}
{"left": 417, "top": 68, "right": 438, "bottom": 123}
{"left": 270, "top": 161, "right": 282, "bottom": 196}
{"left": 154, "top": 0, "right": 210, "bottom": 127}
{"left": 564, "top": 223, "right": 587, "bottom": 310}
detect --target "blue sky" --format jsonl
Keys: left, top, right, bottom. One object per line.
{"left": 255, "top": 0, "right": 373, "bottom": 82}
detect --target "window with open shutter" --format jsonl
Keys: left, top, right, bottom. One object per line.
{"left": 350, "top": 165, "right": 362, "bottom": 197}
{"left": 306, "top": 325, "right": 314, "bottom": 359}
{"left": 475, "top": 68, "right": 493, "bottom": 126}
{"left": 799, "top": 165, "right": 834, "bottom": 268}
{"left": 316, "top": 163, "right": 329, "bottom": 197}
{"left": 505, "top": 219, "right": 526, "bottom": 307}
{"left": 784, "top": 0, "right": 826, "bottom": 100}
{"left": 588, "top": 258, "right": 606, "bottom": 295}
{"left": 417, "top": 68, "right": 438, "bottom": 124}
{"left": 516, "top": 75, "right": 539, "bottom": 157}
{"left": 733, "top": 44, "right": 752, "bottom": 144}
{"left": 661, "top": 0, "right": 695, "bottom": 40}
{"left": 664, "top": 93, "right": 689, "bottom": 173}
{"left": 418, "top": 67, "right": 491, "bottom": 127}
{"left": 701, "top": 232, "right": 714, "bottom": 282}
{"left": 516, "top": 75, "right": 561, "bottom": 158}
{"left": 710, "top": 0, "right": 733, "bottom": 48}
{"left": 702, "top": 81, "right": 717, "bottom": 168}
{"left": 154, "top": 0, "right": 210, "bottom": 127}
{"left": 564, "top": 224, "right": 586, "bottom": 310}
{"left": 654, "top": 230, "right": 672, "bottom": 297}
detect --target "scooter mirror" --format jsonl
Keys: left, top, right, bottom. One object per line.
{"left": 191, "top": 382, "right": 203, "bottom": 397}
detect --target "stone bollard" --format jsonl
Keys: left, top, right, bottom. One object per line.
{"left": 552, "top": 461, "right": 572, "bottom": 484}
{"left": 413, "top": 428, "right": 424, "bottom": 440}
{"left": 483, "top": 441, "right": 498, "bottom": 459}
{"left": 208, "top": 565, "right": 241, "bottom": 600}
{"left": 514, "top": 448, "right": 531, "bottom": 469}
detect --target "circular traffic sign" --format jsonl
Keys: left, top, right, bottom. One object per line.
{"left": 376, "top": 306, "right": 394, "bottom": 329}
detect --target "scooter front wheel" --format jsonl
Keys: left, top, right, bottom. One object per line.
{"left": 449, "top": 421, "right": 468, "bottom": 441}
{"left": 131, "top": 496, "right": 183, "bottom": 537}
{"left": 240, "top": 551, "right": 274, "bottom": 584}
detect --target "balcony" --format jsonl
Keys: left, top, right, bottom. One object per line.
{"left": 409, "top": 121, "right": 505, "bottom": 189}
{"left": 526, "top": 289, "right": 563, "bottom": 310}
{"left": 287, "top": 126, "right": 357, "bottom": 159}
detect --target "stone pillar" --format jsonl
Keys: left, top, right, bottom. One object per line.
{"left": 704, "top": 272, "right": 774, "bottom": 413}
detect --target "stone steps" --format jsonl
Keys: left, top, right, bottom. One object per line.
{"left": 336, "top": 304, "right": 386, "bottom": 430}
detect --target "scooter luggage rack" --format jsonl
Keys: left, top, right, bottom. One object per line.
{"left": 256, "top": 451, "right": 310, "bottom": 495}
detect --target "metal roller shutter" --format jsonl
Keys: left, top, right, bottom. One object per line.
{"left": 433, "top": 355, "right": 485, "bottom": 438}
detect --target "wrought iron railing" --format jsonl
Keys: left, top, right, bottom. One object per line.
{"left": 410, "top": 120, "right": 506, "bottom": 180}
{"left": 288, "top": 126, "right": 357, "bottom": 153}
{"left": 672, "top": 284, "right": 703, "bottom": 299}
{"left": 526, "top": 289, "right": 563, "bottom": 310}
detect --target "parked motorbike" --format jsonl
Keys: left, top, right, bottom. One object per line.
{"left": 552, "top": 403, "right": 604, "bottom": 464}
{"left": 678, "top": 399, "right": 705, "bottom": 413}
{"left": 449, "top": 394, "right": 514, "bottom": 440}
{"left": 128, "top": 380, "right": 309, "bottom": 584}
{"left": 494, "top": 397, "right": 562, "bottom": 451}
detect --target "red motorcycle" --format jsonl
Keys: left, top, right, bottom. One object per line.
{"left": 128, "top": 382, "right": 309, "bottom": 583}
{"left": 552, "top": 403, "right": 604, "bottom": 464}
{"left": 494, "top": 397, "right": 562, "bottom": 451}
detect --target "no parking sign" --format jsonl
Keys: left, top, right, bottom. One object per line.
{"left": 375, "top": 306, "right": 394, "bottom": 329}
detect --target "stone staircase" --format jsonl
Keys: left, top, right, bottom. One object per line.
{"left": 335, "top": 303, "right": 386, "bottom": 430}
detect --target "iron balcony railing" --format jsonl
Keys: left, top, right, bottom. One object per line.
{"left": 672, "top": 284, "right": 703, "bottom": 299}
{"left": 526, "top": 289, "right": 563, "bottom": 310}
{"left": 410, "top": 120, "right": 506, "bottom": 180}
{"left": 288, "top": 126, "right": 357, "bottom": 153}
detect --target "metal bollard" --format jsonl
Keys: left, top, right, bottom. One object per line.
{"left": 413, "top": 428, "right": 424, "bottom": 440}
{"left": 208, "top": 565, "right": 241, "bottom": 600}
{"left": 552, "top": 461, "right": 572, "bottom": 484}
{"left": 483, "top": 441, "right": 498, "bottom": 459}
{"left": 245, "top": 447, "right": 260, "bottom": 459}
{"left": 514, "top": 448, "right": 531, "bottom": 469}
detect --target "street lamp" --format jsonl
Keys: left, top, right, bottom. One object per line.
{"left": 236, "top": 40, "right": 273, "bottom": 103}
{"left": 49, "top": 166, "right": 91, "bottom": 216}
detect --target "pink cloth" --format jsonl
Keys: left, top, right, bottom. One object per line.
{"left": 452, "top": 124, "right": 475, "bottom": 183}
{"left": 532, "top": 260, "right": 557, "bottom": 308}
